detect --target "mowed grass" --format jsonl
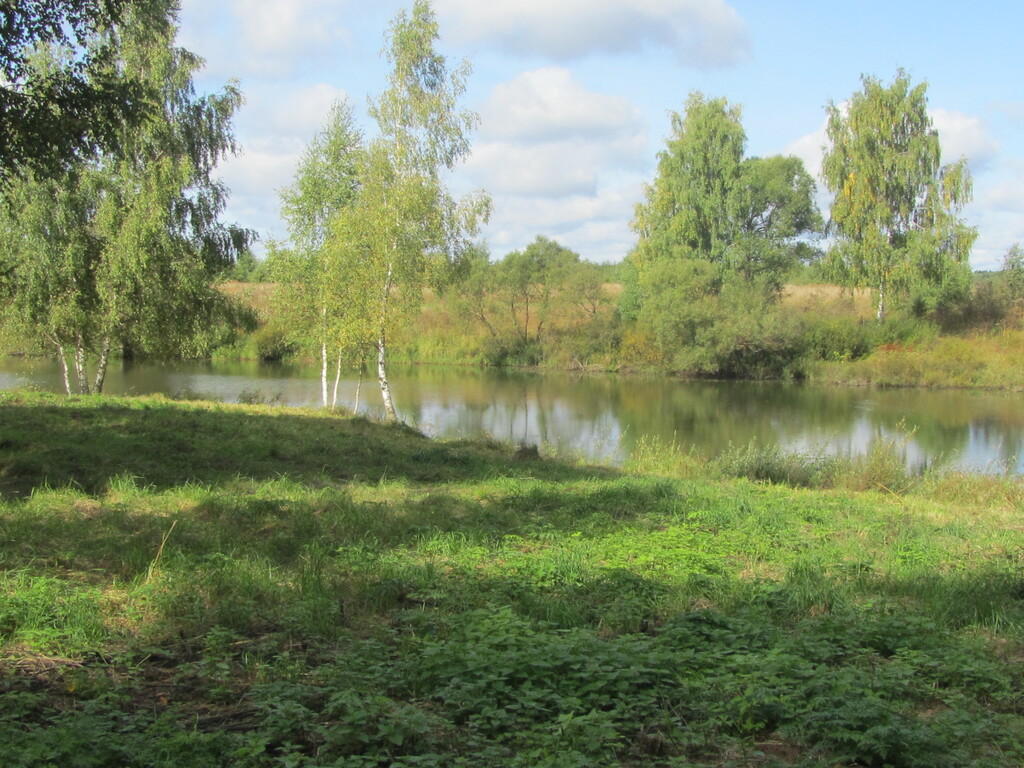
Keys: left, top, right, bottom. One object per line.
{"left": 1, "top": 391, "right": 1023, "bottom": 767}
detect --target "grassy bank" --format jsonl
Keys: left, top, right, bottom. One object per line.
{"left": 216, "top": 280, "right": 1024, "bottom": 390}
{"left": 2, "top": 392, "right": 1022, "bottom": 766}
{"left": 814, "top": 328, "right": 1024, "bottom": 390}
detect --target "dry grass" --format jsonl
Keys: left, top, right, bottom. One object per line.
{"left": 217, "top": 281, "right": 277, "bottom": 316}
{"left": 782, "top": 283, "right": 874, "bottom": 318}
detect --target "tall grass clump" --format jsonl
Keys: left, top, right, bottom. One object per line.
{"left": 709, "top": 432, "right": 923, "bottom": 493}
{"left": 623, "top": 434, "right": 707, "bottom": 478}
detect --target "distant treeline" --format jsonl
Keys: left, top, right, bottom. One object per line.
{"left": 220, "top": 237, "right": 1024, "bottom": 386}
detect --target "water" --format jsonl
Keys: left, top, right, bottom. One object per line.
{"left": 1, "top": 356, "right": 1021, "bottom": 474}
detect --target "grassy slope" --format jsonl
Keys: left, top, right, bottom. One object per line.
{"left": 1, "top": 392, "right": 1023, "bottom": 767}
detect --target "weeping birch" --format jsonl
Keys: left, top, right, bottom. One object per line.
{"left": 0, "top": 1, "right": 248, "bottom": 392}
{"left": 822, "top": 71, "right": 976, "bottom": 321}
{"left": 278, "top": 100, "right": 365, "bottom": 408}
{"left": 325, "top": 0, "right": 489, "bottom": 421}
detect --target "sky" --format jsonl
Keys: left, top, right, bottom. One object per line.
{"left": 176, "top": 0, "right": 1024, "bottom": 270}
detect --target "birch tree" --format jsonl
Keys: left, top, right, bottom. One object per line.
{"left": 0, "top": 0, "right": 248, "bottom": 393}
{"left": 0, "top": 0, "right": 152, "bottom": 180}
{"left": 278, "top": 99, "right": 368, "bottom": 408}
{"left": 326, "top": 0, "right": 489, "bottom": 420}
{"left": 822, "top": 71, "right": 976, "bottom": 321}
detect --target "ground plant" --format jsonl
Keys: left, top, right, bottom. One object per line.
{"left": 1, "top": 391, "right": 1022, "bottom": 767}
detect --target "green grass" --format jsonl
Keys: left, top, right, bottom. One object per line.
{"left": 1, "top": 391, "right": 1023, "bottom": 766}
{"left": 816, "top": 327, "right": 1024, "bottom": 390}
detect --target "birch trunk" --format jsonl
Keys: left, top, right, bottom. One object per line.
{"left": 331, "top": 349, "right": 343, "bottom": 410}
{"left": 93, "top": 337, "right": 111, "bottom": 394}
{"left": 876, "top": 284, "right": 886, "bottom": 323}
{"left": 377, "top": 261, "right": 398, "bottom": 421}
{"left": 56, "top": 344, "right": 72, "bottom": 395}
{"left": 377, "top": 333, "right": 398, "bottom": 421}
{"left": 320, "top": 341, "right": 329, "bottom": 407}
{"left": 354, "top": 364, "right": 363, "bottom": 413}
{"left": 74, "top": 338, "right": 89, "bottom": 394}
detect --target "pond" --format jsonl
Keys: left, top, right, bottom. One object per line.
{"left": 1, "top": 357, "right": 1021, "bottom": 474}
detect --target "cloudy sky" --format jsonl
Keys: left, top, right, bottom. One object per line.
{"left": 177, "top": 0, "right": 1024, "bottom": 269}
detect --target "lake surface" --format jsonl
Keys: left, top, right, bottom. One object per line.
{"left": 1, "top": 357, "right": 1021, "bottom": 474}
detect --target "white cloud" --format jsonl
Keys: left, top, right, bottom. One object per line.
{"left": 930, "top": 108, "right": 1000, "bottom": 171}
{"left": 230, "top": 0, "right": 346, "bottom": 71}
{"left": 468, "top": 68, "right": 646, "bottom": 199}
{"left": 480, "top": 67, "right": 644, "bottom": 143}
{"left": 180, "top": 0, "right": 353, "bottom": 77}
{"left": 463, "top": 67, "right": 649, "bottom": 260}
{"left": 482, "top": 186, "right": 642, "bottom": 262}
{"left": 231, "top": 0, "right": 331, "bottom": 54}
{"left": 981, "top": 164, "right": 1024, "bottom": 214}
{"left": 467, "top": 142, "right": 600, "bottom": 197}
{"left": 435, "top": 0, "right": 749, "bottom": 67}
{"left": 782, "top": 117, "right": 828, "bottom": 181}
{"left": 245, "top": 83, "right": 353, "bottom": 140}
{"left": 215, "top": 143, "right": 303, "bottom": 245}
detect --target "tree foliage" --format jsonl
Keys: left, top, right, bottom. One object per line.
{"left": 628, "top": 93, "right": 821, "bottom": 316}
{"left": 0, "top": 0, "right": 156, "bottom": 179}
{"left": 324, "top": 0, "right": 489, "bottom": 420}
{"left": 632, "top": 93, "right": 746, "bottom": 269}
{"left": 0, "top": 0, "right": 248, "bottom": 393}
{"left": 276, "top": 99, "right": 367, "bottom": 407}
{"left": 450, "top": 236, "right": 617, "bottom": 367}
{"left": 822, "top": 70, "right": 976, "bottom": 321}
{"left": 624, "top": 92, "right": 821, "bottom": 372}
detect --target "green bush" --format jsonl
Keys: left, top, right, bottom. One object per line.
{"left": 804, "top": 314, "right": 876, "bottom": 361}
{"left": 252, "top": 323, "right": 298, "bottom": 362}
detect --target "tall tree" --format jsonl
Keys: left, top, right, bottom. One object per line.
{"left": 278, "top": 99, "right": 367, "bottom": 408}
{"left": 325, "top": 0, "right": 489, "bottom": 421}
{"left": 726, "top": 155, "right": 822, "bottom": 290}
{"left": 632, "top": 92, "right": 746, "bottom": 272}
{"left": 0, "top": 0, "right": 154, "bottom": 179}
{"left": 0, "top": 0, "right": 248, "bottom": 393}
{"left": 626, "top": 92, "right": 821, "bottom": 319}
{"left": 822, "top": 70, "right": 976, "bottom": 321}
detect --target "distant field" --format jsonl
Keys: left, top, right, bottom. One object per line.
{"left": 782, "top": 283, "right": 874, "bottom": 318}
{"left": 218, "top": 280, "right": 276, "bottom": 315}
{"left": 222, "top": 280, "right": 871, "bottom": 318}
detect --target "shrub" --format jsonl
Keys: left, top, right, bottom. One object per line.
{"left": 804, "top": 314, "right": 876, "bottom": 361}
{"left": 252, "top": 323, "right": 298, "bottom": 362}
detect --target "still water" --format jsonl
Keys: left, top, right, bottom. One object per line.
{"left": 1, "top": 357, "right": 1021, "bottom": 474}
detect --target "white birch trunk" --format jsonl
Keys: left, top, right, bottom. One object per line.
{"left": 93, "top": 337, "right": 111, "bottom": 394}
{"left": 56, "top": 344, "right": 72, "bottom": 395}
{"left": 378, "top": 334, "right": 398, "bottom": 421}
{"left": 377, "top": 261, "right": 398, "bottom": 421}
{"left": 320, "top": 341, "right": 329, "bottom": 407}
{"left": 354, "top": 363, "right": 363, "bottom": 413}
{"left": 331, "top": 349, "right": 343, "bottom": 410}
{"left": 876, "top": 285, "right": 886, "bottom": 323}
{"left": 74, "top": 338, "right": 89, "bottom": 394}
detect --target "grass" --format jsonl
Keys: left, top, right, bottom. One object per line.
{"left": 818, "top": 327, "right": 1024, "bottom": 390}
{"left": 1, "top": 391, "right": 1023, "bottom": 766}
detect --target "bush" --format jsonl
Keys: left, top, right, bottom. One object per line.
{"left": 804, "top": 315, "right": 876, "bottom": 361}
{"left": 252, "top": 323, "right": 298, "bottom": 362}
{"left": 481, "top": 336, "right": 543, "bottom": 367}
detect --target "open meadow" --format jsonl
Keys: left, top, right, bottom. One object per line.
{"left": 1, "top": 391, "right": 1023, "bottom": 766}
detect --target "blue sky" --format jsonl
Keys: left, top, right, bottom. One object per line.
{"left": 177, "top": 0, "right": 1024, "bottom": 269}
